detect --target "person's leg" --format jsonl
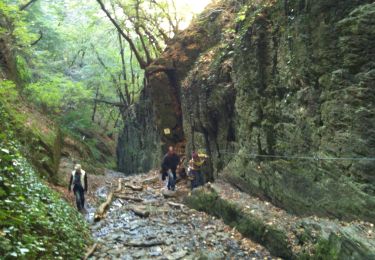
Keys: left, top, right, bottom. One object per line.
{"left": 169, "top": 171, "right": 175, "bottom": 191}
{"left": 167, "top": 171, "right": 171, "bottom": 190}
{"left": 80, "top": 188, "right": 85, "bottom": 209}
{"left": 74, "top": 187, "right": 82, "bottom": 210}
{"left": 198, "top": 171, "right": 204, "bottom": 187}
{"left": 191, "top": 171, "right": 197, "bottom": 190}
{"left": 172, "top": 170, "right": 177, "bottom": 190}
{"left": 161, "top": 171, "right": 167, "bottom": 181}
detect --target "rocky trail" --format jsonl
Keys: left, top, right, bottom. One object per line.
{"left": 79, "top": 169, "right": 375, "bottom": 259}
{"left": 83, "top": 170, "right": 276, "bottom": 260}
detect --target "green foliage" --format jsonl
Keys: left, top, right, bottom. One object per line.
{"left": 0, "top": 102, "right": 90, "bottom": 259}
{"left": 0, "top": 1, "right": 38, "bottom": 50}
{"left": 312, "top": 238, "right": 340, "bottom": 260}
{"left": 15, "top": 56, "right": 31, "bottom": 82}
{"left": 26, "top": 75, "right": 91, "bottom": 113}
{"left": 0, "top": 80, "right": 18, "bottom": 103}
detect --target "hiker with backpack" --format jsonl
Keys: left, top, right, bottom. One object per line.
{"left": 188, "top": 152, "right": 206, "bottom": 190}
{"left": 161, "top": 146, "right": 180, "bottom": 191}
{"left": 68, "top": 164, "right": 88, "bottom": 211}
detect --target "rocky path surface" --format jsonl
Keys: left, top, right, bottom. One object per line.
{"left": 85, "top": 170, "right": 275, "bottom": 260}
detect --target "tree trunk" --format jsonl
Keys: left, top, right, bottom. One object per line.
{"left": 92, "top": 84, "right": 100, "bottom": 122}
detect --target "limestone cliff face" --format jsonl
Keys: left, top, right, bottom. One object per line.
{"left": 117, "top": 88, "right": 161, "bottom": 174}
{"left": 117, "top": 0, "right": 375, "bottom": 222}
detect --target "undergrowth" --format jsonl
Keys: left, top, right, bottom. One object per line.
{"left": 0, "top": 101, "right": 91, "bottom": 259}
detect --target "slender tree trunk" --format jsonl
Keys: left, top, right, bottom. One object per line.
{"left": 118, "top": 32, "right": 131, "bottom": 105}
{"left": 92, "top": 44, "right": 127, "bottom": 106}
{"left": 92, "top": 84, "right": 100, "bottom": 122}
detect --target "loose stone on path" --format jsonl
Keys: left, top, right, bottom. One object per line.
{"left": 87, "top": 171, "right": 274, "bottom": 259}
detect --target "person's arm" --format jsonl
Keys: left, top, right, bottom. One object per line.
{"left": 188, "top": 159, "right": 194, "bottom": 168}
{"left": 84, "top": 174, "right": 88, "bottom": 192}
{"left": 161, "top": 154, "right": 167, "bottom": 168}
{"left": 173, "top": 155, "right": 180, "bottom": 169}
{"left": 68, "top": 174, "right": 73, "bottom": 191}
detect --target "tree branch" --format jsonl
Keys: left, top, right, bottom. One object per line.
{"left": 91, "top": 44, "right": 128, "bottom": 106}
{"left": 146, "top": 65, "right": 175, "bottom": 76}
{"left": 94, "top": 99, "right": 124, "bottom": 107}
{"left": 20, "top": 0, "right": 38, "bottom": 11}
{"left": 96, "top": 0, "right": 148, "bottom": 68}
{"left": 118, "top": 32, "right": 131, "bottom": 105}
{"left": 30, "top": 30, "right": 43, "bottom": 46}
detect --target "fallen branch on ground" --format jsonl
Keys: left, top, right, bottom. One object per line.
{"left": 167, "top": 201, "right": 185, "bottom": 208}
{"left": 129, "top": 206, "right": 150, "bottom": 218}
{"left": 115, "top": 194, "right": 144, "bottom": 202}
{"left": 123, "top": 240, "right": 165, "bottom": 247}
{"left": 142, "top": 176, "right": 159, "bottom": 184}
{"left": 115, "top": 178, "right": 122, "bottom": 193}
{"left": 94, "top": 192, "right": 113, "bottom": 222}
{"left": 124, "top": 183, "right": 143, "bottom": 191}
{"left": 84, "top": 243, "right": 98, "bottom": 260}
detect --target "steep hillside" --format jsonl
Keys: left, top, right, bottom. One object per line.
{"left": 117, "top": 0, "right": 375, "bottom": 222}
{"left": 0, "top": 100, "right": 91, "bottom": 259}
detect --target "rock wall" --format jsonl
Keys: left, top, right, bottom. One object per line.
{"left": 117, "top": 0, "right": 240, "bottom": 174}
{"left": 117, "top": 88, "right": 162, "bottom": 174}
{"left": 226, "top": 0, "right": 375, "bottom": 222}
{"left": 117, "top": 0, "right": 375, "bottom": 222}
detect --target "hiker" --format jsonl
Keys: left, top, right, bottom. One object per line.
{"left": 188, "top": 152, "right": 206, "bottom": 190}
{"left": 161, "top": 146, "right": 180, "bottom": 191}
{"left": 68, "top": 164, "right": 88, "bottom": 211}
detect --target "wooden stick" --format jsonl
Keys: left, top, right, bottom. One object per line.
{"left": 84, "top": 243, "right": 98, "bottom": 260}
{"left": 94, "top": 192, "right": 113, "bottom": 222}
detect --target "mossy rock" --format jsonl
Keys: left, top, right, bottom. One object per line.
{"left": 185, "top": 188, "right": 293, "bottom": 259}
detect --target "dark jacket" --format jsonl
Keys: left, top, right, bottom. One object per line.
{"left": 161, "top": 153, "right": 180, "bottom": 172}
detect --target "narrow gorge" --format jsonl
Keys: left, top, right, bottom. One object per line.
{"left": 1, "top": 0, "right": 374, "bottom": 259}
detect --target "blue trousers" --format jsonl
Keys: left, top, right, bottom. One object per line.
{"left": 190, "top": 170, "right": 204, "bottom": 190}
{"left": 73, "top": 185, "right": 85, "bottom": 210}
{"left": 162, "top": 170, "right": 176, "bottom": 191}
